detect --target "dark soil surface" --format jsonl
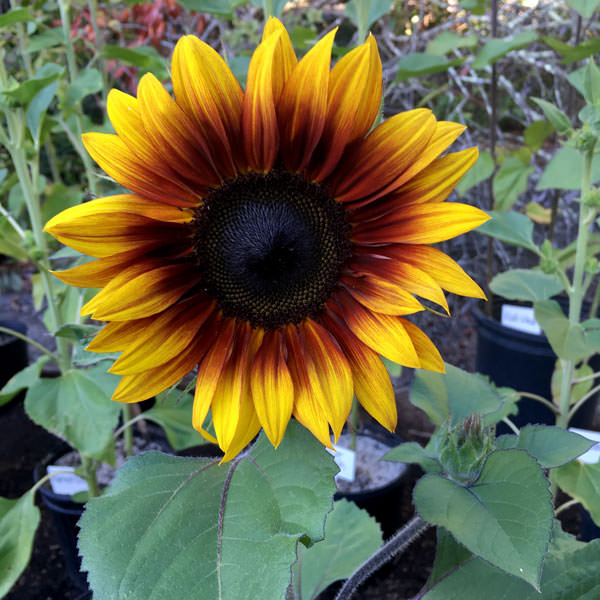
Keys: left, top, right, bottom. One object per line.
{"left": 0, "top": 284, "right": 591, "bottom": 599}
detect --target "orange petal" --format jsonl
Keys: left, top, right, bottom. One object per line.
{"left": 311, "top": 34, "right": 382, "bottom": 181}
{"left": 137, "top": 73, "right": 220, "bottom": 186}
{"left": 323, "top": 313, "right": 397, "bottom": 431}
{"left": 401, "top": 319, "right": 445, "bottom": 372}
{"left": 301, "top": 319, "right": 353, "bottom": 440}
{"left": 333, "top": 290, "right": 421, "bottom": 368}
{"left": 342, "top": 273, "right": 425, "bottom": 316}
{"left": 284, "top": 325, "right": 332, "bottom": 448}
{"left": 262, "top": 17, "right": 298, "bottom": 102}
{"left": 352, "top": 202, "right": 491, "bottom": 245}
{"left": 86, "top": 318, "right": 153, "bottom": 353}
{"left": 350, "top": 254, "right": 449, "bottom": 313}
{"left": 250, "top": 329, "right": 294, "bottom": 448}
{"left": 389, "top": 244, "right": 486, "bottom": 299}
{"left": 192, "top": 317, "right": 235, "bottom": 432}
{"left": 82, "top": 133, "right": 200, "bottom": 207}
{"left": 110, "top": 298, "right": 216, "bottom": 374}
{"left": 241, "top": 30, "right": 283, "bottom": 172}
{"left": 111, "top": 336, "right": 205, "bottom": 403}
{"left": 171, "top": 35, "right": 242, "bottom": 177}
{"left": 330, "top": 109, "right": 436, "bottom": 204}
{"left": 82, "top": 263, "right": 199, "bottom": 321}
{"left": 277, "top": 28, "right": 336, "bottom": 172}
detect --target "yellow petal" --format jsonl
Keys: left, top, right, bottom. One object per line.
{"left": 262, "top": 17, "right": 298, "bottom": 102}
{"left": 312, "top": 34, "right": 382, "bottom": 181}
{"left": 353, "top": 202, "right": 491, "bottom": 245}
{"left": 277, "top": 28, "right": 336, "bottom": 172}
{"left": 241, "top": 30, "right": 283, "bottom": 172}
{"left": 401, "top": 319, "right": 445, "bottom": 372}
{"left": 335, "top": 291, "right": 421, "bottom": 368}
{"left": 250, "top": 329, "right": 294, "bottom": 448}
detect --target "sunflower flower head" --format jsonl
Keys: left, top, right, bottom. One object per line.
{"left": 45, "top": 18, "right": 489, "bottom": 461}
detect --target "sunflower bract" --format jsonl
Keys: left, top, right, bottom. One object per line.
{"left": 44, "top": 18, "right": 489, "bottom": 461}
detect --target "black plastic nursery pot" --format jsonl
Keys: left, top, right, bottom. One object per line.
{"left": 33, "top": 458, "right": 88, "bottom": 592}
{"left": 474, "top": 303, "right": 598, "bottom": 431}
{"left": 0, "top": 318, "right": 28, "bottom": 392}
{"left": 333, "top": 423, "right": 408, "bottom": 539}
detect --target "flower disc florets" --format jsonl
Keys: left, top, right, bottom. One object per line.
{"left": 192, "top": 170, "right": 351, "bottom": 329}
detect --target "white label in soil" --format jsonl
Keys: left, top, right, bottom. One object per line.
{"left": 46, "top": 465, "right": 89, "bottom": 496}
{"left": 326, "top": 444, "right": 356, "bottom": 482}
{"left": 569, "top": 428, "right": 600, "bottom": 464}
{"left": 501, "top": 304, "right": 542, "bottom": 335}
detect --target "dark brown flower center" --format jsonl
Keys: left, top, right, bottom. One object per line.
{"left": 192, "top": 170, "right": 351, "bottom": 329}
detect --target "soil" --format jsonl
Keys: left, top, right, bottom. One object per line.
{"left": 0, "top": 286, "right": 589, "bottom": 599}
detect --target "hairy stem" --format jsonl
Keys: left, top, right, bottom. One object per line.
{"left": 335, "top": 516, "right": 430, "bottom": 600}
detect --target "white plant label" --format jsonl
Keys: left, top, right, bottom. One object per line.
{"left": 501, "top": 304, "right": 542, "bottom": 335}
{"left": 327, "top": 444, "right": 356, "bottom": 482}
{"left": 47, "top": 465, "right": 89, "bottom": 496}
{"left": 568, "top": 428, "right": 600, "bottom": 464}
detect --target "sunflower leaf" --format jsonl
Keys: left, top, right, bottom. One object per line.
{"left": 79, "top": 421, "right": 338, "bottom": 600}
{"left": 292, "top": 500, "right": 383, "bottom": 600}
{"left": 414, "top": 449, "right": 553, "bottom": 589}
{"left": 0, "top": 490, "right": 41, "bottom": 597}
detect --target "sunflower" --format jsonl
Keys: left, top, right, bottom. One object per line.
{"left": 45, "top": 18, "right": 489, "bottom": 461}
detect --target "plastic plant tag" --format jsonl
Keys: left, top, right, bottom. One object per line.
{"left": 47, "top": 465, "right": 89, "bottom": 496}
{"left": 327, "top": 443, "right": 356, "bottom": 482}
{"left": 568, "top": 428, "right": 600, "bottom": 464}
{"left": 501, "top": 304, "right": 542, "bottom": 335}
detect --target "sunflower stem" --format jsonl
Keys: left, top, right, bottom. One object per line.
{"left": 349, "top": 397, "right": 358, "bottom": 451}
{"left": 87, "top": 0, "right": 108, "bottom": 109}
{"left": 334, "top": 516, "right": 430, "bottom": 600}
{"left": 81, "top": 455, "right": 100, "bottom": 498}
{"left": 122, "top": 404, "right": 134, "bottom": 457}
{"left": 556, "top": 149, "right": 595, "bottom": 429}
{"left": 57, "top": 0, "right": 100, "bottom": 198}
{"left": 0, "top": 326, "right": 60, "bottom": 364}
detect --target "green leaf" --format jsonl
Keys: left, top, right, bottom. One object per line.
{"left": 143, "top": 390, "right": 208, "bottom": 451}
{"left": 25, "top": 364, "right": 121, "bottom": 459}
{"left": 410, "top": 363, "right": 505, "bottom": 426}
{"left": 176, "top": 0, "right": 244, "bottom": 16}
{"left": 0, "top": 356, "right": 49, "bottom": 407}
{"left": 0, "top": 216, "right": 28, "bottom": 261}
{"left": 455, "top": 150, "right": 494, "bottom": 197}
{"left": 534, "top": 300, "right": 590, "bottom": 361}
{"left": 26, "top": 79, "right": 58, "bottom": 145}
{"left": 344, "top": 0, "right": 392, "bottom": 34}
{"left": 41, "top": 183, "right": 84, "bottom": 223}
{"left": 381, "top": 356, "right": 402, "bottom": 378}
{"left": 226, "top": 56, "right": 251, "bottom": 88}
{"left": 537, "top": 147, "right": 600, "bottom": 191}
{"left": 422, "top": 534, "right": 600, "bottom": 599}
{"left": 1, "top": 72, "right": 62, "bottom": 107}
{"left": 293, "top": 500, "right": 383, "bottom": 600}
{"left": 54, "top": 323, "right": 101, "bottom": 344}
{"left": 459, "top": 0, "right": 487, "bottom": 14}
{"left": 582, "top": 59, "right": 600, "bottom": 106}
{"left": 553, "top": 461, "right": 600, "bottom": 527}
{"left": 476, "top": 211, "right": 537, "bottom": 251}
{"left": 0, "top": 490, "right": 40, "bottom": 597}
{"left": 564, "top": 0, "right": 600, "bottom": 18}
{"left": 489, "top": 269, "right": 564, "bottom": 302}
{"left": 395, "top": 53, "right": 465, "bottom": 82}
{"left": 525, "top": 201, "right": 552, "bottom": 224}
{"left": 544, "top": 35, "right": 600, "bottom": 64}
{"left": 383, "top": 442, "right": 442, "bottom": 473}
{"left": 25, "top": 28, "right": 65, "bottom": 53}
{"left": 249, "top": 0, "right": 288, "bottom": 18}
{"left": 428, "top": 528, "right": 472, "bottom": 584}
{"left": 79, "top": 422, "right": 338, "bottom": 600}
{"left": 0, "top": 7, "right": 33, "bottom": 28}
{"left": 414, "top": 449, "right": 553, "bottom": 589}
{"left": 531, "top": 98, "right": 571, "bottom": 135}
{"left": 472, "top": 31, "right": 538, "bottom": 69}
{"left": 496, "top": 426, "right": 594, "bottom": 468}
{"left": 426, "top": 32, "right": 478, "bottom": 55}
{"left": 65, "top": 69, "right": 103, "bottom": 105}
{"left": 492, "top": 156, "right": 534, "bottom": 210}
{"left": 524, "top": 120, "right": 554, "bottom": 152}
